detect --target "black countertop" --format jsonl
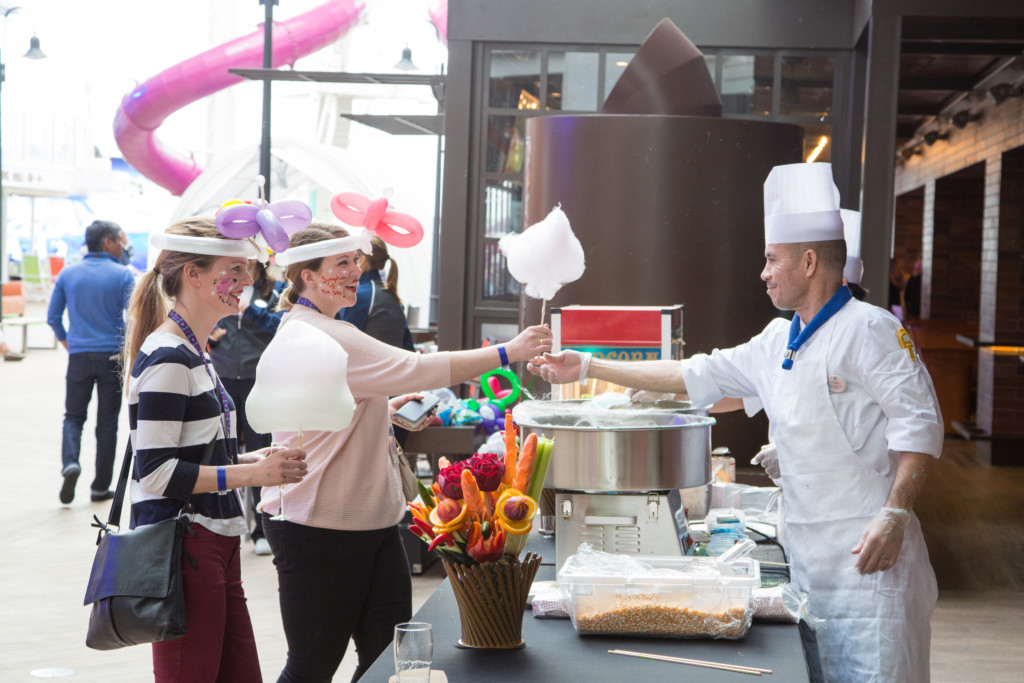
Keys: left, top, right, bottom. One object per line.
{"left": 363, "top": 532, "right": 821, "bottom": 682}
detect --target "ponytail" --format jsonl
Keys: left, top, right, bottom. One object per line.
{"left": 385, "top": 256, "right": 402, "bottom": 305}
{"left": 122, "top": 269, "right": 168, "bottom": 390}
{"left": 120, "top": 216, "right": 224, "bottom": 390}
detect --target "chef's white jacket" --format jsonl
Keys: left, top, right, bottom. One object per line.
{"left": 681, "top": 299, "right": 944, "bottom": 468}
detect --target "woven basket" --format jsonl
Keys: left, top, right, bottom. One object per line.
{"left": 442, "top": 553, "right": 542, "bottom": 649}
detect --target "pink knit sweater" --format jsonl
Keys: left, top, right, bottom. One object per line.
{"left": 258, "top": 307, "right": 452, "bottom": 530}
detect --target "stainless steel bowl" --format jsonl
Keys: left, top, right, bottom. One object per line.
{"left": 513, "top": 400, "right": 715, "bottom": 492}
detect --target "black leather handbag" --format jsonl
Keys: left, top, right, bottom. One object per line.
{"left": 84, "top": 438, "right": 215, "bottom": 650}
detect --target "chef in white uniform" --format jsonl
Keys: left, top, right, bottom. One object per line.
{"left": 530, "top": 162, "right": 943, "bottom": 683}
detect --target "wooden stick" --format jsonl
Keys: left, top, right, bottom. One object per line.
{"left": 608, "top": 650, "right": 771, "bottom": 676}
{"left": 540, "top": 299, "right": 547, "bottom": 327}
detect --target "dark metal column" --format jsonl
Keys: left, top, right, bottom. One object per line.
{"left": 259, "top": 0, "right": 277, "bottom": 202}
{"left": 436, "top": 40, "right": 474, "bottom": 352}
{"left": 860, "top": 15, "right": 902, "bottom": 308}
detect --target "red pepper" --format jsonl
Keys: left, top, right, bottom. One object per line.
{"left": 428, "top": 532, "right": 454, "bottom": 552}
{"left": 412, "top": 518, "right": 435, "bottom": 538}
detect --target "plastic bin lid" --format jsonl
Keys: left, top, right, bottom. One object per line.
{"left": 557, "top": 555, "right": 761, "bottom": 589}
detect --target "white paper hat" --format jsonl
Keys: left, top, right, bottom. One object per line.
{"left": 841, "top": 209, "right": 863, "bottom": 284}
{"left": 763, "top": 163, "right": 843, "bottom": 245}
{"left": 247, "top": 320, "right": 355, "bottom": 433}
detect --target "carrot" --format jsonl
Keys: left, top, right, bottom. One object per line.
{"left": 502, "top": 413, "right": 517, "bottom": 486}
{"left": 461, "top": 468, "right": 486, "bottom": 518}
{"left": 512, "top": 433, "right": 538, "bottom": 493}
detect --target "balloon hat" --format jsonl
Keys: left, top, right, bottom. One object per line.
{"left": 215, "top": 175, "right": 313, "bottom": 257}
{"left": 330, "top": 190, "right": 425, "bottom": 249}
{"left": 277, "top": 189, "right": 425, "bottom": 267}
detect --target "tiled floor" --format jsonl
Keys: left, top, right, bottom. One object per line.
{"left": 2, "top": 308, "right": 1022, "bottom": 681}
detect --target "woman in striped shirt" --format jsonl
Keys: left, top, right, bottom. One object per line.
{"left": 262, "top": 224, "right": 552, "bottom": 681}
{"left": 123, "top": 218, "right": 308, "bottom": 682}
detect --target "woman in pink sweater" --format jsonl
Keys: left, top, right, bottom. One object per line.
{"left": 261, "top": 224, "right": 551, "bottom": 682}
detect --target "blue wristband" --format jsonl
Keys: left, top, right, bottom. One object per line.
{"left": 498, "top": 345, "right": 510, "bottom": 371}
{"left": 217, "top": 467, "right": 227, "bottom": 492}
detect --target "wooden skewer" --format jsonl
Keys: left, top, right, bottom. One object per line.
{"left": 608, "top": 649, "right": 772, "bottom": 676}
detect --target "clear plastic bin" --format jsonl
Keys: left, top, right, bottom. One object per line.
{"left": 557, "top": 552, "right": 760, "bottom": 639}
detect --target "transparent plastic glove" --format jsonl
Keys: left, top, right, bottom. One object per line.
{"left": 527, "top": 350, "right": 589, "bottom": 385}
{"left": 751, "top": 443, "right": 780, "bottom": 480}
{"left": 851, "top": 507, "right": 911, "bottom": 575}
{"left": 625, "top": 387, "right": 677, "bottom": 404}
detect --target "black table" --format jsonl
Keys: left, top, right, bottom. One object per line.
{"left": 365, "top": 534, "right": 821, "bottom": 681}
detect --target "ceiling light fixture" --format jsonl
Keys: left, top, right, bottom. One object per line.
{"left": 952, "top": 110, "right": 983, "bottom": 129}
{"left": 805, "top": 135, "right": 829, "bottom": 163}
{"left": 989, "top": 82, "right": 1024, "bottom": 106}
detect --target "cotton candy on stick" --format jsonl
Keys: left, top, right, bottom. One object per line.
{"left": 498, "top": 205, "right": 585, "bottom": 324}
{"left": 248, "top": 321, "right": 356, "bottom": 518}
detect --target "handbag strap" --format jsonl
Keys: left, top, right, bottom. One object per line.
{"left": 101, "top": 436, "right": 218, "bottom": 532}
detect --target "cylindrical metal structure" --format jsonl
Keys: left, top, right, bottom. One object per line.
{"left": 515, "top": 404, "right": 715, "bottom": 492}
{"left": 522, "top": 115, "right": 804, "bottom": 461}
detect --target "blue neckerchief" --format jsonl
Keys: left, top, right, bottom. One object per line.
{"left": 295, "top": 296, "right": 321, "bottom": 314}
{"left": 782, "top": 286, "right": 853, "bottom": 370}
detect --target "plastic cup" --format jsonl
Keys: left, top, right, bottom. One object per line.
{"left": 394, "top": 622, "right": 432, "bottom": 682}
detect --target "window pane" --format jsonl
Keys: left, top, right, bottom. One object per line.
{"left": 483, "top": 180, "right": 522, "bottom": 239}
{"left": 720, "top": 54, "right": 773, "bottom": 116}
{"left": 486, "top": 116, "right": 528, "bottom": 174}
{"left": 548, "top": 51, "right": 599, "bottom": 111}
{"left": 482, "top": 241, "right": 521, "bottom": 300}
{"left": 489, "top": 50, "right": 541, "bottom": 110}
{"left": 704, "top": 55, "right": 717, "bottom": 87}
{"left": 780, "top": 56, "right": 834, "bottom": 117}
{"left": 482, "top": 180, "right": 523, "bottom": 300}
{"left": 603, "top": 52, "right": 634, "bottom": 98}
{"left": 800, "top": 122, "right": 832, "bottom": 163}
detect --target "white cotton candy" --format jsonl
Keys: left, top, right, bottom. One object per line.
{"left": 247, "top": 321, "right": 355, "bottom": 433}
{"left": 499, "top": 206, "right": 585, "bottom": 300}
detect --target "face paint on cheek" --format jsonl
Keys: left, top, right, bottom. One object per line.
{"left": 318, "top": 275, "right": 346, "bottom": 297}
{"left": 214, "top": 277, "right": 235, "bottom": 305}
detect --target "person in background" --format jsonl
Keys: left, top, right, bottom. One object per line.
{"left": 209, "top": 260, "right": 286, "bottom": 556}
{"left": 263, "top": 223, "right": 553, "bottom": 682}
{"left": 339, "top": 235, "right": 415, "bottom": 352}
{"left": 0, "top": 326, "right": 24, "bottom": 361}
{"left": 338, "top": 235, "right": 417, "bottom": 448}
{"left": 841, "top": 209, "right": 868, "bottom": 301}
{"left": 47, "top": 220, "right": 136, "bottom": 504}
{"left": 124, "top": 217, "right": 306, "bottom": 682}
{"left": 533, "top": 163, "right": 942, "bottom": 683}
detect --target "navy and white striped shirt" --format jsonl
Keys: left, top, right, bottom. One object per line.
{"left": 127, "top": 331, "right": 246, "bottom": 535}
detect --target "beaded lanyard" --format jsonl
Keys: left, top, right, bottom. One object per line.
{"left": 295, "top": 296, "right": 322, "bottom": 313}
{"left": 167, "top": 310, "right": 235, "bottom": 461}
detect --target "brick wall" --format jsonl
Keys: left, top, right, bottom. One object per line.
{"left": 894, "top": 93, "right": 1024, "bottom": 450}
{"left": 931, "top": 163, "right": 984, "bottom": 324}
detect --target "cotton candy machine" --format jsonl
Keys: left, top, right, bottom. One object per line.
{"left": 513, "top": 399, "right": 715, "bottom": 570}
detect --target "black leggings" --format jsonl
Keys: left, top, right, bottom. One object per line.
{"left": 262, "top": 516, "right": 412, "bottom": 683}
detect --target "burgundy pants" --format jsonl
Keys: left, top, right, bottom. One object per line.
{"left": 152, "top": 525, "right": 262, "bottom": 682}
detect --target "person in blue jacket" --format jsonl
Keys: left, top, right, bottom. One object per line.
{"left": 47, "top": 220, "right": 135, "bottom": 504}
{"left": 209, "top": 260, "right": 285, "bottom": 555}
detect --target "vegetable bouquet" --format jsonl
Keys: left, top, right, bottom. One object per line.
{"left": 407, "top": 413, "right": 554, "bottom": 565}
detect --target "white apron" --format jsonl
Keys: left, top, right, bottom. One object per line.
{"left": 772, "top": 322, "right": 937, "bottom": 683}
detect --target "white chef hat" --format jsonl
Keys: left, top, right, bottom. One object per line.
{"left": 763, "top": 163, "right": 843, "bottom": 245}
{"left": 841, "top": 209, "right": 863, "bottom": 284}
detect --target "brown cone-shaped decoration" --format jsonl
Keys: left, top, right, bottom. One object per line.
{"left": 443, "top": 553, "right": 542, "bottom": 649}
{"left": 601, "top": 18, "right": 721, "bottom": 117}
